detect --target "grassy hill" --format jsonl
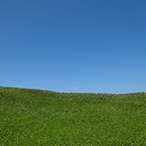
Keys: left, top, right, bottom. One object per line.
{"left": 0, "top": 86, "right": 146, "bottom": 145}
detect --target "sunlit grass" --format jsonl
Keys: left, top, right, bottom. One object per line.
{"left": 0, "top": 86, "right": 146, "bottom": 145}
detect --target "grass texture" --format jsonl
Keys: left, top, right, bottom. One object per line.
{"left": 0, "top": 86, "right": 146, "bottom": 145}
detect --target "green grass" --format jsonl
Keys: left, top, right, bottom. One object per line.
{"left": 0, "top": 86, "right": 146, "bottom": 145}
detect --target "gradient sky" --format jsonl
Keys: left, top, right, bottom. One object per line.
{"left": 0, "top": 0, "right": 146, "bottom": 93}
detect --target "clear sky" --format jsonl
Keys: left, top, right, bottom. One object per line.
{"left": 0, "top": 0, "right": 146, "bottom": 93}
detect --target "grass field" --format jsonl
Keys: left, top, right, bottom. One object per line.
{"left": 0, "top": 86, "right": 146, "bottom": 145}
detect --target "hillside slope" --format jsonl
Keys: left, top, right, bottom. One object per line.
{"left": 0, "top": 86, "right": 146, "bottom": 145}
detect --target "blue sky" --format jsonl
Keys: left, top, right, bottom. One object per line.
{"left": 0, "top": 0, "right": 146, "bottom": 93}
